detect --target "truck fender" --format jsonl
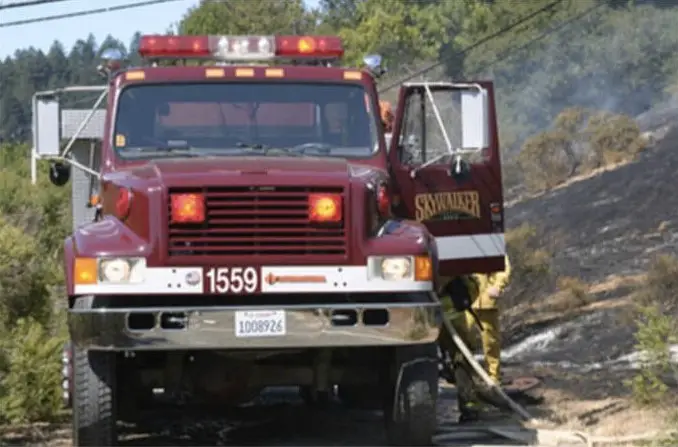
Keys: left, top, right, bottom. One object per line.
{"left": 64, "top": 217, "right": 152, "bottom": 296}
{"left": 368, "top": 219, "right": 438, "bottom": 260}
{"left": 63, "top": 237, "right": 75, "bottom": 297}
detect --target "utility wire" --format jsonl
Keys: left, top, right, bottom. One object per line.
{"left": 469, "top": 2, "right": 605, "bottom": 77}
{"left": 0, "top": 0, "right": 186, "bottom": 28}
{"left": 378, "top": 0, "right": 567, "bottom": 93}
{"left": 0, "top": 0, "right": 73, "bottom": 10}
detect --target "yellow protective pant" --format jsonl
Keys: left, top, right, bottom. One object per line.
{"left": 438, "top": 309, "right": 480, "bottom": 413}
{"left": 465, "top": 309, "right": 501, "bottom": 383}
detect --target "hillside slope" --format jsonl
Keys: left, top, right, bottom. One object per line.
{"left": 507, "top": 126, "right": 678, "bottom": 284}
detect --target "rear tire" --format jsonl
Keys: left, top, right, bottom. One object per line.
{"left": 384, "top": 344, "right": 438, "bottom": 446}
{"left": 72, "top": 348, "right": 117, "bottom": 446}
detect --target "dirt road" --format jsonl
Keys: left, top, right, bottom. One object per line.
{"left": 1, "top": 386, "right": 529, "bottom": 446}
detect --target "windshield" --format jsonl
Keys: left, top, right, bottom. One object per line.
{"left": 113, "top": 82, "right": 380, "bottom": 159}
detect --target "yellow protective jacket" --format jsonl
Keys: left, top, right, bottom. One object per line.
{"left": 437, "top": 275, "right": 479, "bottom": 316}
{"left": 470, "top": 255, "right": 511, "bottom": 309}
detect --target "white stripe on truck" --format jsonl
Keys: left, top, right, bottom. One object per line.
{"left": 436, "top": 233, "right": 505, "bottom": 260}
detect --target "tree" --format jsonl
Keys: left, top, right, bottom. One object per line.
{"left": 315, "top": 0, "right": 361, "bottom": 32}
{"left": 338, "top": 0, "right": 450, "bottom": 69}
{"left": 179, "top": 0, "right": 317, "bottom": 36}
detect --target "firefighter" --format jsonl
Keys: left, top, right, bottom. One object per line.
{"left": 379, "top": 100, "right": 394, "bottom": 133}
{"left": 468, "top": 255, "right": 512, "bottom": 385}
{"left": 437, "top": 275, "right": 484, "bottom": 422}
{"left": 437, "top": 255, "right": 512, "bottom": 422}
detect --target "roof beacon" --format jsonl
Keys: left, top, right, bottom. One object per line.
{"left": 138, "top": 35, "right": 344, "bottom": 61}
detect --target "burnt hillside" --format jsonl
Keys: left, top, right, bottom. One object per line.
{"left": 506, "top": 126, "right": 678, "bottom": 284}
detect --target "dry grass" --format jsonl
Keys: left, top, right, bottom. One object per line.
{"left": 510, "top": 363, "right": 676, "bottom": 444}
{"left": 503, "top": 274, "right": 644, "bottom": 332}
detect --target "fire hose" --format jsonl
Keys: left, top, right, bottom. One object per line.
{"left": 432, "top": 299, "right": 676, "bottom": 446}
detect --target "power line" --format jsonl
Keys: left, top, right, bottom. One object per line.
{"left": 0, "top": 0, "right": 73, "bottom": 10}
{"left": 470, "top": 2, "right": 605, "bottom": 77}
{"left": 0, "top": 0, "right": 187, "bottom": 28}
{"left": 378, "top": 0, "right": 567, "bottom": 93}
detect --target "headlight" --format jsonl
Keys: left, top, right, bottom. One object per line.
{"left": 368, "top": 256, "right": 414, "bottom": 281}
{"left": 98, "top": 258, "right": 145, "bottom": 284}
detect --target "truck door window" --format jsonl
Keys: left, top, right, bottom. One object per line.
{"left": 397, "top": 88, "right": 488, "bottom": 166}
{"left": 399, "top": 92, "right": 424, "bottom": 165}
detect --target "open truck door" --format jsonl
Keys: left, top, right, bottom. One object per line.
{"left": 388, "top": 81, "right": 505, "bottom": 276}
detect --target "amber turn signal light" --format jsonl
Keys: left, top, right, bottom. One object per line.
{"left": 414, "top": 255, "right": 433, "bottom": 281}
{"left": 74, "top": 258, "right": 97, "bottom": 285}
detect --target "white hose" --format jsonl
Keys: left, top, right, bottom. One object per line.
{"left": 434, "top": 311, "right": 676, "bottom": 446}
{"left": 441, "top": 315, "right": 535, "bottom": 422}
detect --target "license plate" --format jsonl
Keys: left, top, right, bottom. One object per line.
{"left": 235, "top": 310, "right": 286, "bottom": 338}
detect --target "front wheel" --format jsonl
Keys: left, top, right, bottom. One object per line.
{"left": 72, "top": 348, "right": 118, "bottom": 446}
{"left": 299, "top": 385, "right": 332, "bottom": 408}
{"left": 384, "top": 344, "right": 439, "bottom": 446}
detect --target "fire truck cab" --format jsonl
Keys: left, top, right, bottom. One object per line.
{"left": 32, "top": 35, "right": 504, "bottom": 446}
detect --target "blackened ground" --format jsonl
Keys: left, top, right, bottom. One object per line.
{"left": 501, "top": 126, "right": 678, "bottom": 367}
{"left": 507, "top": 126, "right": 678, "bottom": 283}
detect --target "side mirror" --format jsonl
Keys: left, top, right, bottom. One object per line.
{"left": 460, "top": 88, "right": 490, "bottom": 149}
{"left": 98, "top": 48, "right": 126, "bottom": 78}
{"left": 363, "top": 54, "right": 387, "bottom": 78}
{"left": 33, "top": 95, "right": 61, "bottom": 156}
{"left": 48, "top": 161, "right": 71, "bottom": 187}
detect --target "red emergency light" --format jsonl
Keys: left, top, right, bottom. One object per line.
{"left": 138, "top": 35, "right": 344, "bottom": 61}
{"left": 308, "top": 193, "right": 343, "bottom": 223}
{"left": 170, "top": 193, "right": 205, "bottom": 224}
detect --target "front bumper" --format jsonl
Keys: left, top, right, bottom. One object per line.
{"left": 69, "top": 302, "right": 442, "bottom": 351}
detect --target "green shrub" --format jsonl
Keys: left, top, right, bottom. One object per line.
{"left": 0, "top": 143, "right": 72, "bottom": 425}
{"left": 517, "top": 107, "right": 646, "bottom": 193}
{"left": 556, "top": 276, "right": 590, "bottom": 310}
{"left": 0, "top": 218, "right": 52, "bottom": 330}
{"left": 517, "top": 129, "right": 575, "bottom": 192}
{"left": 628, "top": 255, "right": 678, "bottom": 406}
{"left": 503, "top": 223, "right": 552, "bottom": 307}
{"left": 0, "top": 318, "right": 66, "bottom": 424}
{"left": 505, "top": 223, "right": 551, "bottom": 278}
{"left": 586, "top": 111, "right": 646, "bottom": 167}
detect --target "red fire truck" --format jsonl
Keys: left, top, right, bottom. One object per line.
{"left": 31, "top": 34, "right": 505, "bottom": 446}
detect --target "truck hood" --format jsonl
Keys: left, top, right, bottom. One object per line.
{"left": 117, "top": 156, "right": 385, "bottom": 185}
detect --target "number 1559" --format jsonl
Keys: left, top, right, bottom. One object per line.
{"left": 206, "top": 267, "right": 259, "bottom": 294}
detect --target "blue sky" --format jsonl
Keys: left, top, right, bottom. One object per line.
{"left": 0, "top": 0, "right": 321, "bottom": 59}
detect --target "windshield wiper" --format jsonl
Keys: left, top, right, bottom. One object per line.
{"left": 123, "top": 146, "right": 202, "bottom": 157}
{"left": 236, "top": 142, "right": 267, "bottom": 150}
{"left": 286, "top": 142, "right": 334, "bottom": 155}
{"left": 235, "top": 142, "right": 304, "bottom": 157}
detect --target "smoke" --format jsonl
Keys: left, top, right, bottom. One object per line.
{"left": 478, "top": 3, "right": 678, "bottom": 153}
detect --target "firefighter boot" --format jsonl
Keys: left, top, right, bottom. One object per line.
{"left": 454, "top": 356, "right": 481, "bottom": 424}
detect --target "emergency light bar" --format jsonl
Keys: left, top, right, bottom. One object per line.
{"left": 138, "top": 35, "right": 344, "bottom": 61}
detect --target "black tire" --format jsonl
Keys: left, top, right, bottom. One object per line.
{"left": 299, "top": 385, "right": 332, "bottom": 408}
{"left": 384, "top": 344, "right": 438, "bottom": 446}
{"left": 337, "top": 384, "right": 382, "bottom": 410}
{"left": 72, "top": 348, "right": 118, "bottom": 446}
